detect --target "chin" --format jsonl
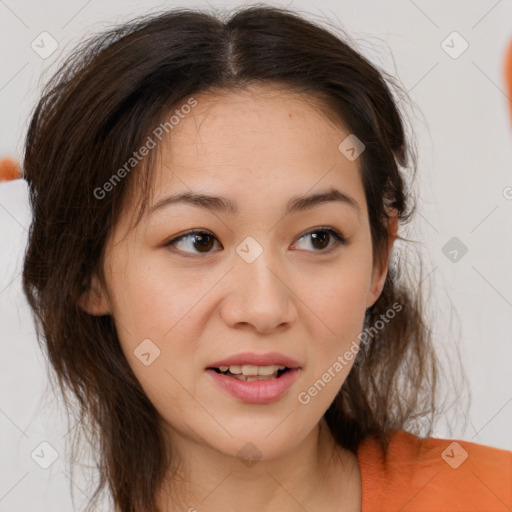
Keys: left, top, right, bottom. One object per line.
{"left": 204, "top": 421, "right": 313, "bottom": 465}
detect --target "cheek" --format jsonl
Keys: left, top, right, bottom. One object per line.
{"left": 107, "top": 264, "right": 204, "bottom": 424}
{"left": 301, "top": 248, "right": 372, "bottom": 333}
{"left": 107, "top": 252, "right": 206, "bottom": 343}
{"left": 105, "top": 254, "right": 214, "bottom": 404}
{"left": 296, "top": 250, "right": 372, "bottom": 385}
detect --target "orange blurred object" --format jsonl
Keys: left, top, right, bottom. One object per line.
{"left": 507, "top": 38, "right": 512, "bottom": 124}
{"left": 0, "top": 158, "right": 21, "bottom": 181}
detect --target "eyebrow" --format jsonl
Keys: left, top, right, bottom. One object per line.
{"left": 149, "top": 187, "right": 361, "bottom": 219}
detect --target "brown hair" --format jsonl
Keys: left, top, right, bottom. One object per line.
{"left": 21, "top": 5, "right": 463, "bottom": 511}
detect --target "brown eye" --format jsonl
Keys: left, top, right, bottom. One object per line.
{"left": 293, "top": 228, "right": 346, "bottom": 253}
{"left": 166, "top": 231, "right": 220, "bottom": 254}
{"left": 310, "top": 231, "right": 330, "bottom": 250}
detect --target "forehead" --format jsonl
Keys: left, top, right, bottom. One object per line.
{"left": 161, "top": 83, "right": 344, "bottom": 157}
{"left": 147, "top": 84, "right": 364, "bottom": 202}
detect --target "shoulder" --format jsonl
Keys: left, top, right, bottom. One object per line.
{"left": 356, "top": 429, "right": 512, "bottom": 512}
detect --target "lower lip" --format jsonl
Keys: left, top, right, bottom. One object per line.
{"left": 205, "top": 368, "right": 300, "bottom": 404}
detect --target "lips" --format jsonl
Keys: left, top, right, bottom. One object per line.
{"left": 205, "top": 351, "right": 302, "bottom": 403}
{"left": 207, "top": 351, "right": 301, "bottom": 369}
{"left": 205, "top": 367, "right": 300, "bottom": 404}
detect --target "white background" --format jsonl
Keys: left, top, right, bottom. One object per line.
{"left": 1, "top": 0, "right": 511, "bottom": 510}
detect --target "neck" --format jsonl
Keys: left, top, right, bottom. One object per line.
{"left": 156, "top": 419, "right": 361, "bottom": 512}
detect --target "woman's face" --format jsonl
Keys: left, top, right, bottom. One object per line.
{"left": 81, "top": 83, "right": 393, "bottom": 463}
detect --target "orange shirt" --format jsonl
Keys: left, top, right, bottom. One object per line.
{"left": 357, "top": 430, "right": 512, "bottom": 511}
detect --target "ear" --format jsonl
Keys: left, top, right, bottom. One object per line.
{"left": 77, "top": 273, "right": 111, "bottom": 316}
{"left": 366, "top": 208, "right": 398, "bottom": 309}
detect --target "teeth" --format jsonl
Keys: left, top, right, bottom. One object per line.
{"left": 241, "top": 364, "right": 283, "bottom": 376}
{"left": 218, "top": 364, "right": 287, "bottom": 376}
{"left": 231, "top": 374, "right": 278, "bottom": 381}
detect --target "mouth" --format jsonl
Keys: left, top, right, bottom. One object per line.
{"left": 205, "top": 352, "right": 301, "bottom": 403}
{"left": 208, "top": 365, "right": 292, "bottom": 381}
{"left": 205, "top": 365, "right": 300, "bottom": 404}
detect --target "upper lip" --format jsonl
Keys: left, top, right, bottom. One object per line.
{"left": 207, "top": 351, "right": 301, "bottom": 369}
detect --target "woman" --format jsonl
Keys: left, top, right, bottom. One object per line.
{"left": 21, "top": 5, "right": 511, "bottom": 512}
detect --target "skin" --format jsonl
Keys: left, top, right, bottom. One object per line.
{"left": 80, "top": 83, "right": 397, "bottom": 512}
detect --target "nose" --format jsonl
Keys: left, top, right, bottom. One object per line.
{"left": 220, "top": 248, "right": 298, "bottom": 334}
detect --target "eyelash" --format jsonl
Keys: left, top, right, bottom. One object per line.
{"left": 164, "top": 227, "right": 347, "bottom": 257}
